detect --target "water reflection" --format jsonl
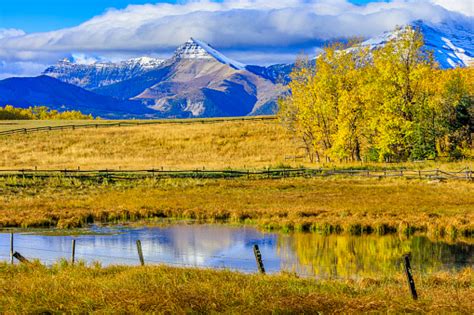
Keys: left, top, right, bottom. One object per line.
{"left": 277, "top": 233, "right": 472, "bottom": 278}
{"left": 0, "top": 225, "right": 471, "bottom": 278}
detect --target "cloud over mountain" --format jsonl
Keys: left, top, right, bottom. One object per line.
{"left": 0, "top": 0, "right": 472, "bottom": 78}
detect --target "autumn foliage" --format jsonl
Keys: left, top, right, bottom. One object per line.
{"left": 0, "top": 105, "right": 94, "bottom": 120}
{"left": 279, "top": 26, "right": 473, "bottom": 162}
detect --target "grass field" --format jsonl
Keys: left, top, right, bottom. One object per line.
{"left": 1, "top": 176, "right": 472, "bottom": 237}
{"left": 0, "top": 118, "right": 472, "bottom": 171}
{"left": 0, "top": 262, "right": 472, "bottom": 313}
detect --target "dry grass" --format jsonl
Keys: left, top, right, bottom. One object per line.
{"left": 1, "top": 176, "right": 472, "bottom": 236}
{"left": 1, "top": 119, "right": 472, "bottom": 170}
{"left": 0, "top": 120, "right": 304, "bottom": 170}
{"left": 0, "top": 262, "right": 472, "bottom": 314}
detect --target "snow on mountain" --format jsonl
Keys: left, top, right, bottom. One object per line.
{"left": 358, "top": 20, "right": 473, "bottom": 68}
{"left": 94, "top": 38, "right": 282, "bottom": 118}
{"left": 173, "top": 38, "right": 246, "bottom": 70}
{"left": 43, "top": 57, "right": 164, "bottom": 90}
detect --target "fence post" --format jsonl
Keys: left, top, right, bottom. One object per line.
{"left": 136, "top": 240, "right": 145, "bottom": 266}
{"left": 71, "top": 239, "right": 76, "bottom": 265}
{"left": 253, "top": 244, "right": 265, "bottom": 274}
{"left": 10, "top": 233, "right": 13, "bottom": 265}
{"left": 13, "top": 252, "right": 30, "bottom": 264}
{"left": 403, "top": 254, "right": 418, "bottom": 300}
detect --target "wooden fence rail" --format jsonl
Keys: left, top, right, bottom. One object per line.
{"left": 0, "top": 116, "right": 277, "bottom": 136}
{"left": 0, "top": 167, "right": 471, "bottom": 181}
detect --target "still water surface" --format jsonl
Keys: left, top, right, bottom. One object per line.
{"left": 0, "top": 224, "right": 472, "bottom": 278}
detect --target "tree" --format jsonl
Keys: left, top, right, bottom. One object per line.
{"left": 279, "top": 25, "right": 473, "bottom": 163}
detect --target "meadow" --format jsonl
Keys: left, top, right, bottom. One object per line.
{"left": 0, "top": 262, "right": 472, "bottom": 313}
{"left": 0, "top": 118, "right": 472, "bottom": 313}
{"left": 0, "top": 118, "right": 472, "bottom": 170}
{"left": 0, "top": 118, "right": 473, "bottom": 235}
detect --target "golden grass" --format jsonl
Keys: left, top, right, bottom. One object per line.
{"left": 0, "top": 119, "right": 304, "bottom": 170}
{"left": 0, "top": 119, "right": 110, "bottom": 132}
{"left": 0, "top": 262, "right": 472, "bottom": 313}
{"left": 1, "top": 118, "right": 472, "bottom": 170}
{"left": 1, "top": 177, "right": 472, "bottom": 236}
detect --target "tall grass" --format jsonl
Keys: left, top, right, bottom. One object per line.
{"left": 0, "top": 262, "right": 471, "bottom": 313}
{"left": 1, "top": 119, "right": 472, "bottom": 170}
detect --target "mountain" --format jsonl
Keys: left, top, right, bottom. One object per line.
{"left": 43, "top": 57, "right": 164, "bottom": 90}
{"left": 0, "top": 75, "right": 156, "bottom": 118}
{"left": 94, "top": 38, "right": 284, "bottom": 118}
{"left": 32, "top": 19, "right": 471, "bottom": 119}
{"left": 251, "top": 19, "right": 473, "bottom": 84}
{"left": 357, "top": 20, "right": 473, "bottom": 68}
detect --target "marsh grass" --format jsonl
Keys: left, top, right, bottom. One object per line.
{"left": 1, "top": 176, "right": 472, "bottom": 237}
{"left": 0, "top": 262, "right": 472, "bottom": 313}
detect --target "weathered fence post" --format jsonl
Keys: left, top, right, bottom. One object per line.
{"left": 71, "top": 239, "right": 76, "bottom": 265}
{"left": 253, "top": 244, "right": 265, "bottom": 274}
{"left": 10, "top": 233, "right": 13, "bottom": 264}
{"left": 136, "top": 240, "right": 145, "bottom": 266}
{"left": 13, "top": 252, "right": 30, "bottom": 264}
{"left": 403, "top": 254, "right": 418, "bottom": 300}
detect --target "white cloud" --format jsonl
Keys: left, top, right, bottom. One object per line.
{"left": 0, "top": 28, "right": 26, "bottom": 40}
{"left": 430, "top": 0, "right": 473, "bottom": 17}
{"left": 0, "top": 0, "right": 472, "bottom": 77}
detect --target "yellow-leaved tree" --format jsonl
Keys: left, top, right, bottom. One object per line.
{"left": 279, "top": 25, "right": 473, "bottom": 162}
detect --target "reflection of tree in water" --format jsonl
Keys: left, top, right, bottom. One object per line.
{"left": 277, "top": 234, "right": 473, "bottom": 278}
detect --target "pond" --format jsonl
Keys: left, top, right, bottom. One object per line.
{"left": 0, "top": 224, "right": 472, "bottom": 278}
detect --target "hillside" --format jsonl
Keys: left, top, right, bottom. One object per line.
{"left": 0, "top": 76, "right": 155, "bottom": 118}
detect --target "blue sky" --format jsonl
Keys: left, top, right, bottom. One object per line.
{"left": 0, "top": 0, "right": 384, "bottom": 32}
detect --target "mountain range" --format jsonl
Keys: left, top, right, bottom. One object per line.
{"left": 0, "top": 19, "right": 471, "bottom": 119}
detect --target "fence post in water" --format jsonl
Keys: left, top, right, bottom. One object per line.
{"left": 10, "top": 233, "right": 13, "bottom": 265}
{"left": 253, "top": 244, "right": 265, "bottom": 274}
{"left": 71, "top": 239, "right": 76, "bottom": 265}
{"left": 136, "top": 240, "right": 145, "bottom": 266}
{"left": 403, "top": 254, "right": 418, "bottom": 300}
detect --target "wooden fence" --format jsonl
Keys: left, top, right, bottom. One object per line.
{"left": 0, "top": 116, "right": 277, "bottom": 136}
{"left": 0, "top": 167, "right": 471, "bottom": 181}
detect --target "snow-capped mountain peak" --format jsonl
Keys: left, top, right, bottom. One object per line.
{"left": 357, "top": 20, "right": 473, "bottom": 68}
{"left": 43, "top": 56, "right": 164, "bottom": 90}
{"left": 121, "top": 57, "right": 164, "bottom": 70}
{"left": 173, "top": 38, "right": 245, "bottom": 70}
